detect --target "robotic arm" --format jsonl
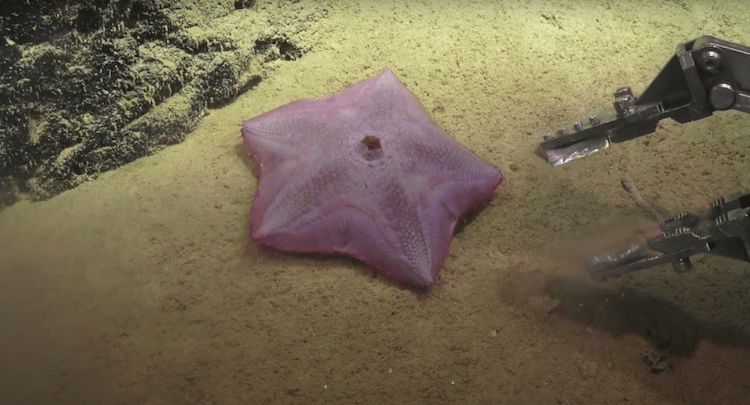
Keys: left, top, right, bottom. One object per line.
{"left": 537, "top": 35, "right": 750, "bottom": 281}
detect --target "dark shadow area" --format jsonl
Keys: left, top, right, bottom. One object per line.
{"left": 544, "top": 275, "right": 750, "bottom": 357}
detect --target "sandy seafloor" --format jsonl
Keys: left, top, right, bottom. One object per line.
{"left": 2, "top": 1, "right": 750, "bottom": 404}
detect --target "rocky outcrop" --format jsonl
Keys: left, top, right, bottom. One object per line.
{"left": 0, "top": 0, "right": 326, "bottom": 210}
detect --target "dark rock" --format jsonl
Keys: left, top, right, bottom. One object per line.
{"left": 0, "top": 0, "right": 322, "bottom": 211}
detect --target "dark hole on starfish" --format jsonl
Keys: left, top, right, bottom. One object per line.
{"left": 356, "top": 134, "right": 384, "bottom": 161}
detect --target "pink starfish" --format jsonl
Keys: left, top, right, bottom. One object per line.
{"left": 242, "top": 68, "right": 502, "bottom": 288}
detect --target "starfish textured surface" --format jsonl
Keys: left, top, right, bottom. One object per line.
{"left": 242, "top": 68, "right": 502, "bottom": 288}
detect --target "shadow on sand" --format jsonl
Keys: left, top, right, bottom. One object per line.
{"left": 544, "top": 275, "right": 750, "bottom": 357}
